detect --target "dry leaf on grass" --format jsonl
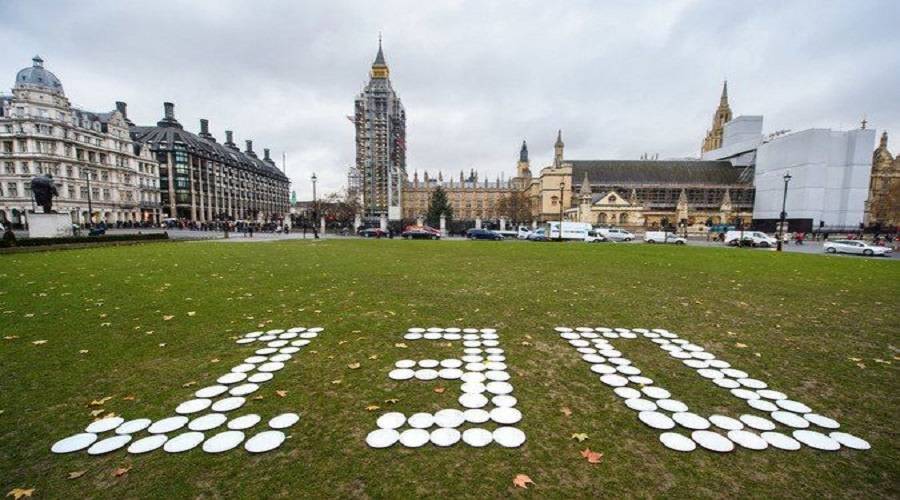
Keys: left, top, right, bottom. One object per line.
{"left": 67, "top": 470, "right": 86, "bottom": 480}
{"left": 513, "top": 474, "right": 534, "bottom": 489}
{"left": 6, "top": 488, "right": 34, "bottom": 499}
{"left": 90, "top": 396, "right": 112, "bottom": 406}
{"left": 561, "top": 407, "right": 572, "bottom": 417}
{"left": 365, "top": 405, "right": 380, "bottom": 411}
{"left": 331, "top": 379, "right": 342, "bottom": 385}
{"left": 113, "top": 466, "right": 130, "bottom": 477}
{"left": 182, "top": 381, "right": 197, "bottom": 388}
{"left": 735, "top": 343, "right": 748, "bottom": 348}
{"left": 580, "top": 448, "right": 603, "bottom": 464}
{"left": 394, "top": 343, "right": 408, "bottom": 349}
{"left": 31, "top": 340, "right": 47, "bottom": 345}
{"left": 162, "top": 315, "right": 174, "bottom": 321}
{"left": 433, "top": 387, "right": 446, "bottom": 394}
{"left": 275, "top": 390, "right": 288, "bottom": 398}
{"left": 347, "top": 362, "right": 361, "bottom": 369}
{"left": 384, "top": 398, "right": 399, "bottom": 404}
{"left": 571, "top": 433, "right": 589, "bottom": 442}
{"left": 122, "top": 395, "right": 135, "bottom": 401}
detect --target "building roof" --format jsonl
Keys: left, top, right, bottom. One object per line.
{"left": 570, "top": 160, "right": 751, "bottom": 187}
{"left": 131, "top": 110, "right": 288, "bottom": 182}
{"left": 15, "top": 56, "right": 64, "bottom": 95}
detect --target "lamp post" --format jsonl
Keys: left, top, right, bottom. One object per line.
{"left": 777, "top": 171, "right": 792, "bottom": 252}
{"left": 85, "top": 169, "right": 94, "bottom": 228}
{"left": 311, "top": 173, "right": 318, "bottom": 239}
{"left": 558, "top": 180, "right": 565, "bottom": 241}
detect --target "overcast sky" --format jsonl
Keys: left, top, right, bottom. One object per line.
{"left": 2, "top": 0, "right": 898, "bottom": 198}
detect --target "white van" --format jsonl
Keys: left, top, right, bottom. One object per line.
{"left": 597, "top": 227, "right": 635, "bottom": 241}
{"left": 548, "top": 222, "right": 592, "bottom": 240}
{"left": 724, "top": 230, "right": 778, "bottom": 248}
{"left": 644, "top": 231, "right": 686, "bottom": 244}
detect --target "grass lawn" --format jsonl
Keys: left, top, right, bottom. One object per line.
{"left": 1, "top": 239, "right": 898, "bottom": 498}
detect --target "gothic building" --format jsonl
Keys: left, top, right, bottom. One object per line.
{"left": 865, "top": 131, "right": 900, "bottom": 228}
{"left": 130, "top": 103, "right": 290, "bottom": 222}
{"left": 0, "top": 56, "right": 161, "bottom": 228}
{"left": 701, "top": 81, "right": 733, "bottom": 153}
{"left": 355, "top": 38, "right": 406, "bottom": 220}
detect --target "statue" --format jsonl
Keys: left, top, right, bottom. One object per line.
{"left": 30, "top": 174, "right": 58, "bottom": 213}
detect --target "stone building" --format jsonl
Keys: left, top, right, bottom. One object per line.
{"left": 701, "top": 81, "right": 733, "bottom": 153}
{"left": 401, "top": 169, "right": 517, "bottom": 222}
{"left": 355, "top": 38, "right": 406, "bottom": 220}
{"left": 131, "top": 103, "right": 290, "bottom": 222}
{"left": 865, "top": 131, "right": 900, "bottom": 228}
{"left": 0, "top": 56, "right": 161, "bottom": 228}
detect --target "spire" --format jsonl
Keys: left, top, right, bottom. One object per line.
{"left": 32, "top": 55, "right": 44, "bottom": 68}
{"left": 554, "top": 130, "right": 565, "bottom": 168}
{"left": 677, "top": 188, "right": 688, "bottom": 207}
{"left": 555, "top": 129, "right": 564, "bottom": 147}
{"left": 720, "top": 188, "right": 733, "bottom": 211}
{"left": 519, "top": 140, "right": 529, "bottom": 162}
{"left": 880, "top": 131, "right": 888, "bottom": 148}
{"left": 720, "top": 80, "right": 728, "bottom": 106}
{"left": 579, "top": 171, "right": 591, "bottom": 197}
{"left": 371, "top": 34, "right": 389, "bottom": 78}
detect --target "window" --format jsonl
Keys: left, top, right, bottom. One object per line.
{"left": 2, "top": 141, "right": 12, "bottom": 153}
{"left": 80, "top": 186, "right": 89, "bottom": 199}
{"left": 7, "top": 182, "right": 18, "bottom": 197}
{"left": 67, "top": 186, "right": 75, "bottom": 199}
{"left": 4, "top": 162, "right": 12, "bottom": 174}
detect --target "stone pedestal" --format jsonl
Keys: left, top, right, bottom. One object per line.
{"left": 379, "top": 214, "right": 387, "bottom": 231}
{"left": 531, "top": 220, "right": 538, "bottom": 229}
{"left": 475, "top": 217, "right": 482, "bottom": 230}
{"left": 416, "top": 216, "right": 424, "bottom": 227}
{"left": 354, "top": 213, "right": 362, "bottom": 232}
{"left": 28, "top": 213, "right": 73, "bottom": 238}
{"left": 320, "top": 217, "right": 326, "bottom": 236}
{"left": 500, "top": 217, "right": 507, "bottom": 231}
{"left": 439, "top": 214, "right": 447, "bottom": 237}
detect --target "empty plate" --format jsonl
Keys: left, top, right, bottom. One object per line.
{"left": 430, "top": 428, "right": 461, "bottom": 446}
{"left": 771, "top": 411, "right": 810, "bottom": 429}
{"left": 462, "top": 428, "right": 493, "bottom": 447}
{"left": 85, "top": 416, "right": 124, "bottom": 434}
{"left": 804, "top": 414, "right": 840, "bottom": 429}
{"left": 493, "top": 427, "right": 526, "bottom": 447}
{"left": 248, "top": 373, "right": 274, "bottom": 383}
{"left": 188, "top": 413, "right": 227, "bottom": 431}
{"left": 87, "top": 435, "right": 131, "bottom": 455}
{"left": 490, "top": 407, "right": 522, "bottom": 425}
{"left": 399, "top": 428, "right": 430, "bottom": 447}
{"left": 51, "top": 433, "right": 97, "bottom": 453}
{"left": 211, "top": 397, "right": 245, "bottom": 412}
{"left": 202, "top": 431, "right": 245, "bottom": 453}
{"left": 217, "top": 373, "right": 246, "bottom": 385}
{"left": 691, "top": 430, "right": 734, "bottom": 453}
{"left": 388, "top": 369, "right": 415, "bottom": 381}
{"left": 660, "top": 432, "right": 696, "bottom": 452}
{"left": 672, "top": 412, "right": 710, "bottom": 430}
{"left": 116, "top": 418, "right": 152, "bottom": 435}
{"left": 164, "top": 432, "right": 204, "bottom": 453}
{"left": 642, "top": 387, "right": 671, "bottom": 399}
{"left": 657, "top": 399, "right": 688, "bottom": 413}
{"left": 376, "top": 412, "right": 406, "bottom": 430}
{"left": 739, "top": 415, "right": 775, "bottom": 431}
{"left": 128, "top": 434, "right": 167, "bottom": 454}
{"left": 625, "top": 398, "right": 657, "bottom": 412}
{"left": 148, "top": 416, "right": 188, "bottom": 434}
{"left": 434, "top": 409, "right": 465, "bottom": 428}
{"left": 464, "top": 409, "right": 491, "bottom": 423}
{"left": 176, "top": 399, "right": 212, "bottom": 415}
{"left": 459, "top": 393, "right": 489, "bottom": 409}
{"left": 638, "top": 411, "right": 675, "bottom": 430}
{"left": 727, "top": 430, "right": 768, "bottom": 450}
{"left": 366, "top": 428, "right": 400, "bottom": 448}
{"left": 793, "top": 430, "right": 840, "bottom": 451}
{"left": 777, "top": 400, "right": 812, "bottom": 414}
{"left": 708, "top": 415, "right": 743, "bottom": 431}
{"left": 269, "top": 413, "right": 300, "bottom": 429}
{"left": 196, "top": 385, "right": 229, "bottom": 398}
{"left": 829, "top": 432, "right": 870, "bottom": 450}
{"left": 227, "top": 414, "right": 261, "bottom": 430}
{"left": 244, "top": 430, "right": 285, "bottom": 453}
{"left": 407, "top": 413, "right": 434, "bottom": 429}
{"left": 229, "top": 383, "right": 260, "bottom": 397}
{"left": 760, "top": 431, "right": 801, "bottom": 451}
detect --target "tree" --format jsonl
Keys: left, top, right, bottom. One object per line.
{"left": 322, "top": 189, "right": 362, "bottom": 228}
{"left": 426, "top": 186, "right": 453, "bottom": 227}
{"left": 496, "top": 191, "right": 532, "bottom": 224}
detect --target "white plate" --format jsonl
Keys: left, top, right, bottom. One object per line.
{"left": 257, "top": 362, "right": 285, "bottom": 373}
{"left": 625, "top": 398, "right": 657, "bottom": 412}
{"left": 366, "top": 428, "right": 400, "bottom": 448}
{"left": 408, "top": 327, "right": 425, "bottom": 333}
{"left": 395, "top": 360, "right": 416, "bottom": 369}
{"left": 176, "top": 399, "right": 212, "bottom": 415}
{"left": 430, "top": 428, "right": 461, "bottom": 447}
{"left": 87, "top": 435, "right": 131, "bottom": 455}
{"left": 255, "top": 348, "right": 278, "bottom": 355}
{"left": 245, "top": 331, "right": 264, "bottom": 338}
{"left": 116, "top": 418, "right": 152, "bottom": 435}
{"left": 269, "top": 413, "right": 300, "bottom": 429}
{"left": 269, "top": 354, "right": 292, "bottom": 363}
{"left": 638, "top": 411, "right": 675, "bottom": 430}
{"left": 659, "top": 432, "right": 696, "bottom": 452}
{"left": 761, "top": 431, "right": 801, "bottom": 451}
{"left": 486, "top": 382, "right": 513, "bottom": 395}
{"left": 492, "top": 395, "right": 517, "bottom": 407}
{"left": 777, "top": 400, "right": 812, "bottom": 414}
{"left": 493, "top": 426, "right": 526, "bottom": 447}
{"left": 804, "top": 413, "right": 840, "bottom": 429}
{"left": 739, "top": 414, "right": 775, "bottom": 431}
{"left": 691, "top": 430, "right": 734, "bottom": 452}
{"left": 713, "top": 378, "right": 741, "bottom": 389}
{"left": 727, "top": 430, "right": 768, "bottom": 450}
{"left": 462, "top": 428, "right": 493, "bottom": 447}
{"left": 600, "top": 374, "right": 629, "bottom": 387}
{"left": 231, "top": 363, "right": 256, "bottom": 373}
{"left": 440, "top": 359, "right": 463, "bottom": 368}
{"left": 229, "top": 383, "right": 260, "bottom": 397}
{"left": 709, "top": 415, "right": 744, "bottom": 431}
{"left": 407, "top": 413, "right": 434, "bottom": 429}
{"left": 227, "top": 414, "right": 261, "bottom": 430}
{"left": 196, "top": 385, "right": 229, "bottom": 398}
{"left": 554, "top": 327, "right": 573, "bottom": 332}
{"left": 244, "top": 430, "right": 285, "bottom": 453}
{"left": 51, "top": 433, "right": 97, "bottom": 453}
{"left": 707, "top": 360, "right": 731, "bottom": 369}
{"left": 490, "top": 407, "right": 522, "bottom": 424}
{"left": 236, "top": 338, "right": 255, "bottom": 344}
{"left": 248, "top": 373, "right": 274, "bottom": 383}
{"left": 630, "top": 376, "right": 654, "bottom": 385}
{"left": 85, "top": 416, "right": 124, "bottom": 433}
{"left": 829, "top": 432, "right": 870, "bottom": 450}
{"left": 757, "top": 390, "right": 787, "bottom": 400}
{"left": 737, "top": 378, "right": 767, "bottom": 389}
{"left": 683, "top": 360, "right": 708, "bottom": 369}
{"left": 404, "top": 333, "right": 422, "bottom": 340}
{"left": 464, "top": 409, "right": 491, "bottom": 423}
{"left": 617, "top": 365, "right": 641, "bottom": 376}
{"left": 590, "top": 364, "right": 617, "bottom": 375}
{"left": 614, "top": 387, "right": 641, "bottom": 399}
{"left": 672, "top": 412, "right": 709, "bottom": 430}
{"left": 279, "top": 347, "right": 301, "bottom": 354}
{"left": 414, "top": 369, "right": 438, "bottom": 381}
{"left": 484, "top": 371, "right": 510, "bottom": 382}
{"left": 459, "top": 393, "right": 489, "bottom": 409}
{"left": 148, "top": 416, "right": 188, "bottom": 434}
{"left": 211, "top": 397, "right": 245, "bottom": 412}
{"left": 377, "top": 412, "right": 406, "bottom": 429}
{"left": 399, "top": 428, "right": 430, "bottom": 447}
{"left": 465, "top": 362, "right": 487, "bottom": 372}
{"left": 217, "top": 373, "right": 246, "bottom": 385}
{"left": 582, "top": 354, "right": 605, "bottom": 364}
{"left": 460, "top": 372, "right": 486, "bottom": 383}
{"left": 163, "top": 432, "right": 204, "bottom": 453}
{"left": 697, "top": 369, "right": 724, "bottom": 379}
{"left": 461, "top": 382, "right": 486, "bottom": 394}
{"left": 202, "top": 431, "right": 244, "bottom": 453}
{"left": 657, "top": 399, "right": 688, "bottom": 413}
{"left": 434, "top": 409, "right": 466, "bottom": 428}
{"left": 747, "top": 399, "right": 778, "bottom": 412}
{"left": 642, "top": 387, "right": 671, "bottom": 399}
{"left": 388, "top": 368, "right": 415, "bottom": 380}
{"left": 438, "top": 368, "right": 463, "bottom": 380}
{"left": 771, "top": 411, "right": 810, "bottom": 429}
{"left": 188, "top": 413, "right": 227, "bottom": 431}
{"left": 793, "top": 430, "right": 840, "bottom": 451}
{"left": 128, "top": 434, "right": 167, "bottom": 454}
{"left": 721, "top": 368, "right": 748, "bottom": 378}
{"left": 730, "top": 388, "right": 759, "bottom": 400}
{"left": 418, "top": 359, "right": 440, "bottom": 368}
{"left": 289, "top": 340, "right": 310, "bottom": 347}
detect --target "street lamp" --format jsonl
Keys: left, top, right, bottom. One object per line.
{"left": 777, "top": 171, "right": 792, "bottom": 252}
{"left": 311, "top": 173, "right": 318, "bottom": 239}
{"left": 84, "top": 168, "right": 95, "bottom": 228}
{"left": 558, "top": 180, "right": 565, "bottom": 241}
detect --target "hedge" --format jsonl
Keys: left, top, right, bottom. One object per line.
{"left": 1, "top": 232, "right": 169, "bottom": 248}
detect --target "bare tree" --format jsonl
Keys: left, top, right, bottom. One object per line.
{"left": 496, "top": 191, "right": 532, "bottom": 224}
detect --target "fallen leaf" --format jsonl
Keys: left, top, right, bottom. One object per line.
{"left": 347, "top": 362, "right": 361, "bottom": 369}
{"left": 365, "top": 405, "right": 380, "bottom": 411}
{"left": 31, "top": 340, "right": 47, "bottom": 345}
{"left": 561, "top": 407, "right": 572, "bottom": 417}
{"left": 122, "top": 395, "right": 135, "bottom": 401}
{"left": 158, "top": 343, "right": 166, "bottom": 347}
{"left": 581, "top": 448, "right": 603, "bottom": 464}
{"left": 162, "top": 315, "right": 174, "bottom": 321}
{"left": 513, "top": 474, "right": 534, "bottom": 489}
{"left": 275, "top": 390, "right": 288, "bottom": 398}
{"left": 67, "top": 471, "right": 86, "bottom": 480}
{"left": 384, "top": 398, "right": 399, "bottom": 404}
{"left": 186, "top": 311, "right": 196, "bottom": 317}
{"left": 433, "top": 387, "right": 446, "bottom": 394}
{"left": 252, "top": 395, "right": 264, "bottom": 400}
{"left": 3, "top": 336, "right": 19, "bottom": 340}
{"left": 394, "top": 343, "right": 408, "bottom": 349}
{"left": 368, "top": 354, "right": 378, "bottom": 360}
{"left": 182, "top": 381, "right": 197, "bottom": 388}
{"left": 571, "top": 433, "right": 589, "bottom": 442}
{"left": 735, "top": 343, "right": 748, "bottom": 348}
{"left": 331, "top": 379, "right": 342, "bottom": 385}
{"left": 6, "top": 488, "right": 34, "bottom": 499}
{"left": 89, "top": 409, "right": 104, "bottom": 417}
{"left": 90, "top": 396, "right": 112, "bottom": 406}
{"left": 79, "top": 350, "right": 89, "bottom": 354}
{"left": 210, "top": 358, "right": 220, "bottom": 363}
{"left": 521, "top": 341, "right": 532, "bottom": 346}
{"left": 113, "top": 466, "right": 130, "bottom": 477}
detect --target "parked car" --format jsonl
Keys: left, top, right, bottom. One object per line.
{"left": 724, "top": 230, "right": 778, "bottom": 247}
{"left": 597, "top": 227, "right": 635, "bottom": 242}
{"left": 824, "top": 240, "right": 892, "bottom": 257}
{"left": 644, "top": 231, "right": 686, "bottom": 244}
{"left": 401, "top": 225, "right": 441, "bottom": 240}
{"left": 584, "top": 229, "right": 608, "bottom": 243}
{"left": 359, "top": 228, "right": 388, "bottom": 238}
{"left": 526, "top": 228, "right": 548, "bottom": 241}
{"left": 466, "top": 228, "right": 504, "bottom": 240}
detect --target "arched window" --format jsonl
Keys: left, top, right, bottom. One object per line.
{"left": 550, "top": 195, "right": 559, "bottom": 206}
{"left": 619, "top": 213, "right": 628, "bottom": 224}
{"left": 599, "top": 213, "right": 607, "bottom": 224}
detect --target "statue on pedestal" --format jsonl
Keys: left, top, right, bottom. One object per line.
{"left": 30, "top": 174, "right": 59, "bottom": 213}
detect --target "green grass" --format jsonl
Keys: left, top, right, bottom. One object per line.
{"left": 1, "top": 240, "right": 898, "bottom": 498}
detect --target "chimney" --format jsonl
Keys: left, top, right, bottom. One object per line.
{"left": 245, "top": 140, "right": 253, "bottom": 153}
{"left": 163, "top": 102, "right": 175, "bottom": 120}
{"left": 225, "top": 130, "right": 234, "bottom": 146}
{"left": 264, "top": 148, "right": 271, "bottom": 161}
{"left": 200, "top": 119, "right": 209, "bottom": 135}
{"left": 115, "top": 101, "right": 128, "bottom": 118}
